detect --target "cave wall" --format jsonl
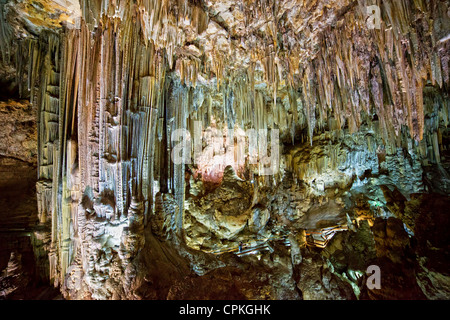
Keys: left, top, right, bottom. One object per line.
{"left": 0, "top": 0, "right": 449, "bottom": 299}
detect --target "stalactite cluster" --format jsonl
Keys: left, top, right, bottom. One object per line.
{"left": 0, "top": 0, "right": 449, "bottom": 300}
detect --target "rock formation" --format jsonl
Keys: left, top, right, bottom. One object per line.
{"left": 0, "top": 0, "right": 449, "bottom": 300}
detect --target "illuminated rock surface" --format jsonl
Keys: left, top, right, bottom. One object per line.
{"left": 0, "top": 0, "right": 449, "bottom": 300}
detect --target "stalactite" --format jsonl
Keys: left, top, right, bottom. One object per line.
{"left": 0, "top": 0, "right": 13, "bottom": 64}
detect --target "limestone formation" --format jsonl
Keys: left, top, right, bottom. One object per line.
{"left": 0, "top": 0, "right": 449, "bottom": 300}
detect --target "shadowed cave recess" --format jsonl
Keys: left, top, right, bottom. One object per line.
{"left": 0, "top": 0, "right": 449, "bottom": 300}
